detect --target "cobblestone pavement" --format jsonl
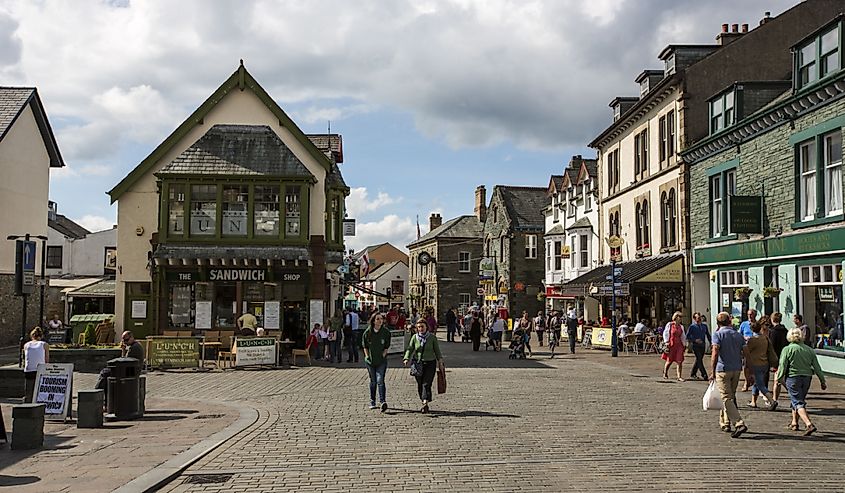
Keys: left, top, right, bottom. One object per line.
{"left": 134, "top": 336, "right": 845, "bottom": 492}
{"left": 0, "top": 394, "right": 236, "bottom": 493}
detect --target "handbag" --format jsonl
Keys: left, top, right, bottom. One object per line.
{"left": 409, "top": 336, "right": 428, "bottom": 377}
{"left": 437, "top": 366, "right": 447, "bottom": 394}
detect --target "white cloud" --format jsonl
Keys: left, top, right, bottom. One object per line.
{"left": 75, "top": 214, "right": 116, "bottom": 233}
{"left": 346, "top": 187, "right": 400, "bottom": 218}
{"left": 345, "top": 214, "right": 420, "bottom": 252}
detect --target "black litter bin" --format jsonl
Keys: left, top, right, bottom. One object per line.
{"left": 106, "top": 357, "right": 142, "bottom": 420}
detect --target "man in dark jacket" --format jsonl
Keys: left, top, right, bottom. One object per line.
{"left": 768, "top": 312, "right": 789, "bottom": 401}
{"left": 445, "top": 308, "right": 457, "bottom": 342}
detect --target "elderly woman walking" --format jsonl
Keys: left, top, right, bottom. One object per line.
{"left": 777, "top": 328, "right": 827, "bottom": 435}
{"left": 403, "top": 319, "right": 444, "bottom": 413}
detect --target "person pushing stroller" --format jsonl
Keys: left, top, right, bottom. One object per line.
{"left": 509, "top": 326, "right": 527, "bottom": 359}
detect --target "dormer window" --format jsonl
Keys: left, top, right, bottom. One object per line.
{"left": 664, "top": 53, "right": 676, "bottom": 75}
{"left": 639, "top": 80, "right": 649, "bottom": 97}
{"left": 709, "top": 90, "right": 735, "bottom": 134}
{"left": 613, "top": 104, "right": 621, "bottom": 122}
{"left": 795, "top": 22, "right": 841, "bottom": 90}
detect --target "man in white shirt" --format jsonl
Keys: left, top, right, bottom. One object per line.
{"left": 634, "top": 319, "right": 647, "bottom": 334}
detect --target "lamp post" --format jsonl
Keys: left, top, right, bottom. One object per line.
{"left": 606, "top": 235, "right": 625, "bottom": 358}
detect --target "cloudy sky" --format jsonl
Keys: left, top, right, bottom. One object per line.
{"left": 2, "top": 0, "right": 796, "bottom": 251}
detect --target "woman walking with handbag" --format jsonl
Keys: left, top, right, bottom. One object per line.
{"left": 746, "top": 320, "right": 778, "bottom": 410}
{"left": 404, "top": 319, "right": 444, "bottom": 413}
{"left": 661, "top": 311, "right": 687, "bottom": 381}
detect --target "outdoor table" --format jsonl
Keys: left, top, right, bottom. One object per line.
{"left": 277, "top": 341, "right": 295, "bottom": 366}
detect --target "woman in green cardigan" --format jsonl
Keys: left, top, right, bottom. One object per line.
{"left": 404, "top": 319, "right": 444, "bottom": 413}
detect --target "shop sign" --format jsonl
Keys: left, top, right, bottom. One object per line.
{"left": 477, "top": 287, "right": 485, "bottom": 296}
{"left": 729, "top": 196, "right": 763, "bottom": 234}
{"left": 148, "top": 337, "right": 199, "bottom": 369}
{"left": 695, "top": 226, "right": 845, "bottom": 269}
{"left": 638, "top": 259, "right": 683, "bottom": 283}
{"left": 819, "top": 287, "right": 835, "bottom": 302}
{"left": 598, "top": 284, "right": 629, "bottom": 296}
{"left": 591, "top": 327, "right": 613, "bottom": 348}
{"left": 235, "top": 337, "right": 277, "bottom": 366}
{"left": 209, "top": 269, "right": 267, "bottom": 281}
{"left": 343, "top": 218, "right": 356, "bottom": 236}
{"left": 166, "top": 271, "right": 197, "bottom": 282}
{"left": 479, "top": 258, "right": 495, "bottom": 272}
{"left": 33, "top": 363, "right": 74, "bottom": 421}
{"left": 561, "top": 245, "right": 571, "bottom": 259}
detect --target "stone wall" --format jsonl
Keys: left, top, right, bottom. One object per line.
{"left": 0, "top": 274, "right": 44, "bottom": 346}
{"left": 689, "top": 96, "right": 845, "bottom": 246}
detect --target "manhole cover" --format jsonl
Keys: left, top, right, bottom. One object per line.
{"left": 193, "top": 414, "right": 225, "bottom": 419}
{"left": 184, "top": 474, "right": 233, "bottom": 484}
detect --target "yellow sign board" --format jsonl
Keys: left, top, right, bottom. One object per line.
{"left": 638, "top": 258, "right": 683, "bottom": 283}
{"left": 591, "top": 327, "right": 614, "bottom": 347}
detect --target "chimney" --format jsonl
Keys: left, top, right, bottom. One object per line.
{"left": 474, "top": 185, "right": 488, "bottom": 223}
{"left": 716, "top": 22, "right": 746, "bottom": 46}
{"left": 429, "top": 213, "right": 442, "bottom": 231}
{"left": 760, "top": 11, "right": 771, "bottom": 26}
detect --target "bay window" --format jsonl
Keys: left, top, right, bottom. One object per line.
{"left": 222, "top": 185, "right": 249, "bottom": 236}
{"left": 190, "top": 185, "right": 217, "bottom": 236}
{"left": 255, "top": 185, "right": 280, "bottom": 236}
{"left": 168, "top": 184, "right": 185, "bottom": 236}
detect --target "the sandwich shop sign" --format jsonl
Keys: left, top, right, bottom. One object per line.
{"left": 209, "top": 269, "right": 267, "bottom": 281}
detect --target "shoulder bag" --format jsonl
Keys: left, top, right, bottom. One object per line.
{"left": 409, "top": 336, "right": 428, "bottom": 377}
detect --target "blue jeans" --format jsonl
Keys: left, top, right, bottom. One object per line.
{"left": 751, "top": 365, "right": 770, "bottom": 396}
{"left": 366, "top": 361, "right": 387, "bottom": 405}
{"left": 785, "top": 375, "right": 812, "bottom": 410}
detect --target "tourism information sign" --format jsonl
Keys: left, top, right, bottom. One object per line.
{"left": 148, "top": 337, "right": 200, "bottom": 369}
{"left": 33, "top": 363, "right": 74, "bottom": 421}
{"left": 235, "top": 337, "right": 277, "bottom": 366}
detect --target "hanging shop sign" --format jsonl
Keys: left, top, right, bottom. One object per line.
{"left": 343, "top": 218, "right": 356, "bottom": 236}
{"left": 561, "top": 245, "right": 571, "bottom": 259}
{"left": 235, "top": 337, "right": 277, "bottom": 366}
{"left": 33, "top": 363, "right": 74, "bottom": 421}
{"left": 729, "top": 195, "right": 763, "bottom": 234}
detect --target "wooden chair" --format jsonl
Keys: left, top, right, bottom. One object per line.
{"left": 219, "top": 331, "right": 236, "bottom": 349}
{"left": 622, "top": 334, "right": 639, "bottom": 355}
{"left": 77, "top": 332, "right": 86, "bottom": 345}
{"left": 163, "top": 330, "right": 180, "bottom": 337}
{"left": 218, "top": 337, "right": 237, "bottom": 369}
{"left": 643, "top": 335, "right": 658, "bottom": 353}
{"left": 177, "top": 330, "right": 193, "bottom": 337}
{"left": 95, "top": 322, "right": 114, "bottom": 345}
{"left": 291, "top": 338, "right": 315, "bottom": 366}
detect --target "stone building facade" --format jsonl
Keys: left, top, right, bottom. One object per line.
{"left": 685, "top": 14, "right": 845, "bottom": 340}
{"left": 407, "top": 209, "right": 483, "bottom": 318}
{"left": 482, "top": 185, "right": 547, "bottom": 320}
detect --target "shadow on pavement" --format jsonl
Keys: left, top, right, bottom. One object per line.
{"left": 743, "top": 431, "right": 845, "bottom": 444}
{"left": 0, "top": 474, "right": 40, "bottom": 486}
{"left": 136, "top": 414, "right": 187, "bottom": 422}
{"left": 144, "top": 409, "right": 199, "bottom": 415}
{"left": 383, "top": 408, "right": 520, "bottom": 418}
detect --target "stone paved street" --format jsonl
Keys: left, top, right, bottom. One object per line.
{"left": 137, "top": 335, "right": 845, "bottom": 492}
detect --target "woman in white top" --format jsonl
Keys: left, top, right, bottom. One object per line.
{"left": 23, "top": 327, "right": 49, "bottom": 403}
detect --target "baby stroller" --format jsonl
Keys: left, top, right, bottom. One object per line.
{"left": 509, "top": 329, "right": 527, "bottom": 359}
{"left": 484, "top": 327, "right": 496, "bottom": 350}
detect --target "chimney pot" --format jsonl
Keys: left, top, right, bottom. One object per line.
{"left": 429, "top": 213, "right": 442, "bottom": 231}
{"left": 731, "top": 24, "right": 739, "bottom": 33}
{"left": 741, "top": 23, "right": 748, "bottom": 33}
{"left": 474, "top": 185, "right": 488, "bottom": 223}
{"left": 722, "top": 23, "right": 729, "bottom": 33}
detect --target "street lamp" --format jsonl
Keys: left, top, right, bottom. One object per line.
{"left": 605, "top": 235, "right": 625, "bottom": 358}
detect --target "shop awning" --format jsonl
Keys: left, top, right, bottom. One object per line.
{"left": 67, "top": 278, "right": 115, "bottom": 298}
{"left": 564, "top": 253, "right": 684, "bottom": 294}
{"left": 153, "top": 245, "right": 313, "bottom": 267}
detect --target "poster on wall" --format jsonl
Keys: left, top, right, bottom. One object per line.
{"left": 131, "top": 300, "right": 147, "bottom": 319}
{"left": 33, "top": 363, "right": 74, "bottom": 422}
{"left": 721, "top": 293, "right": 730, "bottom": 309}
{"left": 195, "top": 301, "right": 212, "bottom": 329}
{"left": 309, "top": 300, "right": 324, "bottom": 328}
{"left": 731, "top": 302, "right": 743, "bottom": 318}
{"left": 264, "top": 301, "right": 280, "bottom": 329}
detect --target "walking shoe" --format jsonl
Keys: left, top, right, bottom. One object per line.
{"left": 368, "top": 403, "right": 377, "bottom": 410}
{"left": 720, "top": 425, "right": 732, "bottom": 433}
{"left": 380, "top": 402, "right": 388, "bottom": 413}
{"left": 803, "top": 424, "right": 817, "bottom": 436}
{"left": 768, "top": 401, "right": 778, "bottom": 412}
{"left": 731, "top": 425, "right": 748, "bottom": 438}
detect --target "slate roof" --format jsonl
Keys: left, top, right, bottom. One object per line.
{"left": 497, "top": 186, "right": 548, "bottom": 231}
{"left": 0, "top": 87, "right": 64, "bottom": 167}
{"left": 49, "top": 214, "right": 90, "bottom": 240}
{"left": 544, "top": 224, "right": 565, "bottom": 236}
{"left": 157, "top": 125, "right": 316, "bottom": 179}
{"left": 566, "top": 217, "right": 593, "bottom": 230}
{"left": 565, "top": 253, "right": 684, "bottom": 289}
{"left": 325, "top": 160, "right": 348, "bottom": 189}
{"left": 68, "top": 278, "right": 115, "bottom": 298}
{"left": 408, "top": 215, "right": 483, "bottom": 248}
{"left": 583, "top": 159, "right": 598, "bottom": 179}
{"left": 307, "top": 134, "right": 343, "bottom": 163}
{"left": 549, "top": 175, "right": 564, "bottom": 193}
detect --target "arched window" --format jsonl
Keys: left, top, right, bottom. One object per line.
{"left": 661, "top": 191, "right": 669, "bottom": 247}
{"left": 642, "top": 200, "right": 650, "bottom": 250}
{"left": 635, "top": 203, "right": 642, "bottom": 247}
{"left": 668, "top": 188, "right": 677, "bottom": 247}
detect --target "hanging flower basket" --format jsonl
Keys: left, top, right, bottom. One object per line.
{"left": 734, "top": 287, "right": 752, "bottom": 300}
{"left": 762, "top": 286, "right": 783, "bottom": 298}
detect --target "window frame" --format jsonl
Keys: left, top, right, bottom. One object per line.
{"left": 795, "top": 22, "right": 842, "bottom": 90}
{"left": 579, "top": 234, "right": 589, "bottom": 269}
{"left": 525, "top": 234, "right": 537, "bottom": 259}
{"left": 709, "top": 168, "right": 736, "bottom": 239}
{"left": 459, "top": 251, "right": 471, "bottom": 272}
{"left": 709, "top": 90, "right": 735, "bottom": 134}
{"left": 46, "top": 245, "right": 62, "bottom": 269}
{"left": 795, "top": 130, "right": 844, "bottom": 224}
